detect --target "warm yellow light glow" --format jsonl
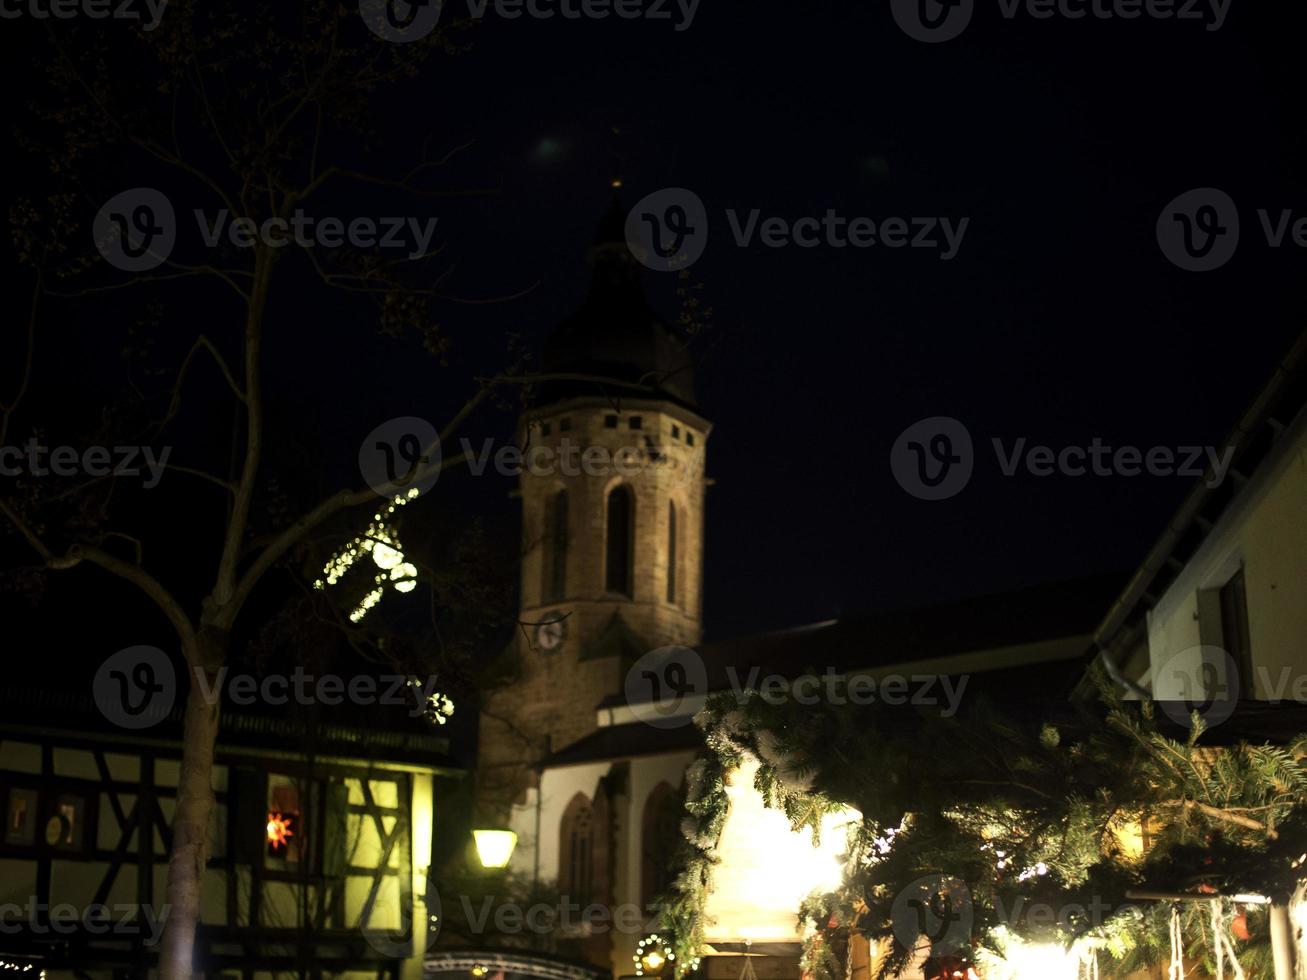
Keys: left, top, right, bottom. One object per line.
{"left": 975, "top": 931, "right": 1081, "bottom": 980}
{"left": 473, "top": 829, "right": 518, "bottom": 869}
{"left": 641, "top": 950, "right": 666, "bottom": 973}
{"left": 703, "top": 756, "right": 859, "bottom": 945}
{"left": 372, "top": 542, "right": 403, "bottom": 570}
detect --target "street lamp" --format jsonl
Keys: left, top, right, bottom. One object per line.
{"left": 472, "top": 829, "right": 518, "bottom": 869}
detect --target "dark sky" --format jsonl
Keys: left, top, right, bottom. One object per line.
{"left": 2, "top": 0, "right": 1305, "bottom": 650}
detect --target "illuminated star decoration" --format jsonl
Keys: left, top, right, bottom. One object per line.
{"left": 266, "top": 811, "right": 295, "bottom": 853}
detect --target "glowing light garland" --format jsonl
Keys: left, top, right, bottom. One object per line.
{"left": 635, "top": 934, "right": 695, "bottom": 977}
{"left": 313, "top": 488, "right": 421, "bottom": 622}
{"left": 312, "top": 488, "right": 456, "bottom": 726}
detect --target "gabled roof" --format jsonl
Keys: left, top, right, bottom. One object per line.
{"left": 1092, "top": 326, "right": 1307, "bottom": 674}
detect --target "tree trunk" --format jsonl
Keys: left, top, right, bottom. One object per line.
{"left": 158, "top": 632, "right": 225, "bottom": 980}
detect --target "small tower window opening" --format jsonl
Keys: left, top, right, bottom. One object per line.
{"left": 559, "top": 417, "right": 572, "bottom": 432}
{"left": 671, "top": 424, "right": 680, "bottom": 440}
{"left": 629, "top": 416, "right": 643, "bottom": 430}
{"left": 604, "top": 414, "right": 619, "bottom": 429}
{"left": 540, "top": 421, "right": 552, "bottom": 437}
{"left": 544, "top": 489, "right": 568, "bottom": 603}
{"left": 686, "top": 431, "right": 695, "bottom": 446}
{"left": 666, "top": 501, "right": 678, "bottom": 605}
{"left": 606, "top": 485, "right": 634, "bottom": 597}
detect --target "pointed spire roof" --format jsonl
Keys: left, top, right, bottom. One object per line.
{"left": 537, "top": 193, "right": 696, "bottom": 408}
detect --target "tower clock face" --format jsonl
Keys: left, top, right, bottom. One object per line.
{"left": 535, "top": 616, "right": 567, "bottom": 651}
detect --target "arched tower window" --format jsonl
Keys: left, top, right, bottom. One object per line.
{"left": 666, "top": 501, "right": 678, "bottom": 605}
{"left": 641, "top": 782, "right": 682, "bottom": 910}
{"left": 605, "top": 485, "right": 634, "bottom": 597}
{"left": 544, "top": 489, "right": 568, "bottom": 603}
{"left": 560, "top": 793, "right": 595, "bottom": 905}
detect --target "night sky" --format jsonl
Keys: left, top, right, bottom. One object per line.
{"left": 2, "top": 0, "right": 1305, "bottom": 650}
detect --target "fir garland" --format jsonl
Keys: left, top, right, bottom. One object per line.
{"left": 657, "top": 672, "right": 1307, "bottom": 979}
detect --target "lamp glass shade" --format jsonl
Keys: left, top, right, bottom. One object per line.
{"left": 473, "top": 829, "right": 518, "bottom": 868}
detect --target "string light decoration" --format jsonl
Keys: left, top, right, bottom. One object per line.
{"left": 313, "top": 490, "right": 457, "bottom": 726}
{"left": 636, "top": 934, "right": 693, "bottom": 977}
{"left": 408, "top": 677, "right": 456, "bottom": 726}
{"left": 313, "top": 488, "right": 421, "bottom": 622}
{"left": 0, "top": 962, "right": 44, "bottom": 978}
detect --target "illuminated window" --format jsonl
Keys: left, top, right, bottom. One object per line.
{"left": 52, "top": 795, "right": 85, "bottom": 850}
{"left": 606, "top": 485, "right": 634, "bottom": 597}
{"left": 4, "top": 788, "right": 37, "bottom": 846}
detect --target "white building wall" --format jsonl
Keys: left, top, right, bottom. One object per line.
{"left": 1147, "top": 408, "right": 1307, "bottom": 700}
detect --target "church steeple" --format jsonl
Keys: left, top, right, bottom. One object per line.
{"left": 476, "top": 194, "right": 711, "bottom": 812}
{"left": 537, "top": 193, "right": 696, "bottom": 408}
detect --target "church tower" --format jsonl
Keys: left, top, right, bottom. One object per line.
{"left": 476, "top": 198, "right": 711, "bottom": 820}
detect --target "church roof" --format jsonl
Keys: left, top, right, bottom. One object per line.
{"left": 534, "top": 196, "right": 696, "bottom": 409}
